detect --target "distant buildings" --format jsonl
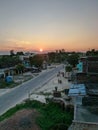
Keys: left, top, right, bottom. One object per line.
{"left": 0, "top": 67, "right": 16, "bottom": 78}
{"left": 0, "top": 52, "right": 36, "bottom": 78}
{"left": 19, "top": 52, "right": 36, "bottom": 68}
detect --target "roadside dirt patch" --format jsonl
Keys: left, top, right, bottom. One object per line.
{"left": 0, "top": 109, "right": 41, "bottom": 130}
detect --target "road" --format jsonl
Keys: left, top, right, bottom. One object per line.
{"left": 0, "top": 65, "right": 63, "bottom": 115}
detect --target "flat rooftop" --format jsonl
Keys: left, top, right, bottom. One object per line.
{"left": 85, "top": 83, "right": 98, "bottom": 96}
{"left": 68, "top": 84, "right": 86, "bottom": 96}
{"left": 75, "top": 96, "right": 98, "bottom": 123}
{"left": 75, "top": 105, "right": 98, "bottom": 123}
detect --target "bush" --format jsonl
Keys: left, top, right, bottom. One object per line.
{"left": 51, "top": 123, "right": 68, "bottom": 130}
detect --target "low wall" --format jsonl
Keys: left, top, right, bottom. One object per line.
{"left": 72, "top": 121, "right": 98, "bottom": 130}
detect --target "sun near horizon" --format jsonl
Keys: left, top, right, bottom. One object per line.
{"left": 40, "top": 48, "right": 43, "bottom": 52}
{"left": 0, "top": 0, "right": 97, "bottom": 53}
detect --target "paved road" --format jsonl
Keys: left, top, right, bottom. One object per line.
{"left": 0, "top": 65, "right": 63, "bottom": 115}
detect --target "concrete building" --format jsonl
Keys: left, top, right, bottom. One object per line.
{"left": 68, "top": 84, "right": 98, "bottom": 130}
{"left": 78, "top": 56, "right": 98, "bottom": 74}
{"left": 76, "top": 56, "right": 98, "bottom": 84}
{"left": 19, "top": 52, "right": 36, "bottom": 68}
{"left": 68, "top": 56, "right": 98, "bottom": 130}
{"left": 0, "top": 67, "right": 16, "bottom": 78}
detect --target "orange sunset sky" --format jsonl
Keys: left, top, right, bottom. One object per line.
{"left": 0, "top": 0, "right": 98, "bottom": 54}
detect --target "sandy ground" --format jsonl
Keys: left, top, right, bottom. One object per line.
{"left": 33, "top": 76, "right": 71, "bottom": 93}
{"left": 0, "top": 109, "right": 40, "bottom": 130}
{"left": 29, "top": 72, "right": 71, "bottom": 103}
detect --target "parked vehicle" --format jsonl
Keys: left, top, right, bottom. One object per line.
{"left": 31, "top": 67, "right": 41, "bottom": 73}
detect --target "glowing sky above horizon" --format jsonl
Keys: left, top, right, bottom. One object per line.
{"left": 0, "top": 0, "right": 98, "bottom": 53}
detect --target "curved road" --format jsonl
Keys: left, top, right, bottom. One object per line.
{"left": 0, "top": 65, "right": 63, "bottom": 115}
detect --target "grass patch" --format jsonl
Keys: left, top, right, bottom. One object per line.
{"left": 0, "top": 100, "right": 74, "bottom": 130}
{"left": 37, "top": 102, "right": 73, "bottom": 130}
{"left": 0, "top": 75, "right": 33, "bottom": 89}
{"left": 0, "top": 80, "right": 19, "bottom": 88}
{"left": 0, "top": 100, "right": 43, "bottom": 122}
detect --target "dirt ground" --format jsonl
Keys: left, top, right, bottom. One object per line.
{"left": 0, "top": 109, "right": 41, "bottom": 130}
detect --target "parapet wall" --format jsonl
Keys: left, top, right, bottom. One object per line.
{"left": 72, "top": 121, "right": 98, "bottom": 130}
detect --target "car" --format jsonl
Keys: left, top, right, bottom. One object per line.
{"left": 31, "top": 67, "right": 41, "bottom": 73}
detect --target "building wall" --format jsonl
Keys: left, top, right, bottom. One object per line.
{"left": 88, "top": 61, "right": 98, "bottom": 73}
{"left": 80, "top": 56, "right": 98, "bottom": 74}
{"left": 71, "top": 121, "right": 98, "bottom": 130}
{"left": 80, "top": 57, "right": 87, "bottom": 73}
{"left": 76, "top": 73, "right": 87, "bottom": 83}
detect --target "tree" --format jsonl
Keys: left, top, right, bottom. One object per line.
{"left": 65, "top": 65, "right": 72, "bottom": 72}
{"left": 65, "top": 65, "right": 72, "bottom": 78}
{"left": 48, "top": 52, "right": 56, "bottom": 63}
{"left": 0, "top": 55, "right": 21, "bottom": 69}
{"left": 29, "top": 54, "right": 44, "bottom": 68}
{"left": 67, "top": 53, "right": 79, "bottom": 67}
{"left": 86, "top": 49, "right": 98, "bottom": 56}
{"left": 16, "top": 63, "right": 25, "bottom": 74}
{"left": 10, "top": 50, "right": 15, "bottom": 56}
{"left": 16, "top": 51, "right": 24, "bottom": 55}
{"left": 48, "top": 50, "right": 68, "bottom": 63}
{"left": 51, "top": 123, "right": 68, "bottom": 130}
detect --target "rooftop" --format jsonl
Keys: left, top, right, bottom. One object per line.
{"left": 75, "top": 104, "right": 98, "bottom": 123}
{"left": 68, "top": 84, "right": 86, "bottom": 96}
{"left": 86, "top": 83, "right": 98, "bottom": 96}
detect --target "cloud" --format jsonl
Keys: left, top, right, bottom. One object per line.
{"left": 0, "top": 38, "right": 32, "bottom": 51}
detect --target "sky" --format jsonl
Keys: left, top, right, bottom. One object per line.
{"left": 0, "top": 0, "right": 98, "bottom": 54}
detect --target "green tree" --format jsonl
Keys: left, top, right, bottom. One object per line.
{"left": 67, "top": 53, "right": 79, "bottom": 67}
{"left": 16, "top": 63, "right": 25, "bottom": 74}
{"left": 65, "top": 65, "right": 72, "bottom": 78}
{"left": 0, "top": 55, "right": 21, "bottom": 69}
{"left": 65, "top": 65, "right": 72, "bottom": 72}
{"left": 48, "top": 52, "right": 56, "bottom": 63}
{"left": 29, "top": 54, "right": 44, "bottom": 68}
{"left": 48, "top": 50, "right": 68, "bottom": 63}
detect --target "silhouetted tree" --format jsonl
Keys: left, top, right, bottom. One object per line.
{"left": 48, "top": 52, "right": 56, "bottom": 63}
{"left": 86, "top": 49, "right": 98, "bottom": 56}
{"left": 16, "top": 51, "right": 24, "bottom": 55}
{"left": 10, "top": 50, "right": 15, "bottom": 56}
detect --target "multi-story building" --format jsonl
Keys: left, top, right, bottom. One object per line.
{"left": 79, "top": 56, "right": 98, "bottom": 74}
{"left": 76, "top": 56, "right": 98, "bottom": 83}
{"left": 68, "top": 56, "right": 98, "bottom": 130}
